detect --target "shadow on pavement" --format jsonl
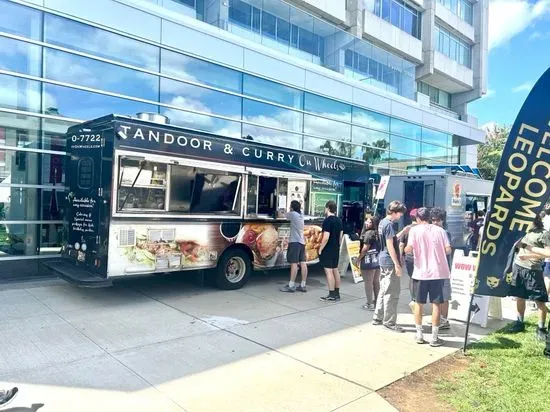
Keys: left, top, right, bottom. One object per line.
{"left": 4, "top": 404, "right": 44, "bottom": 412}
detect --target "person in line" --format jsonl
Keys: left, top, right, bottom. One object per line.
{"left": 471, "top": 210, "right": 485, "bottom": 250}
{"left": 280, "top": 200, "right": 308, "bottom": 293}
{"left": 358, "top": 216, "right": 381, "bottom": 310}
{"left": 373, "top": 201, "right": 407, "bottom": 332}
{"left": 0, "top": 387, "right": 18, "bottom": 408}
{"left": 430, "top": 207, "right": 452, "bottom": 330}
{"left": 507, "top": 215, "right": 550, "bottom": 341}
{"left": 319, "top": 200, "right": 343, "bottom": 301}
{"left": 399, "top": 208, "right": 418, "bottom": 313}
{"left": 542, "top": 206, "right": 550, "bottom": 298}
{"left": 405, "top": 207, "right": 452, "bottom": 347}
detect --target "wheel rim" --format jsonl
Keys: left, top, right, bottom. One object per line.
{"left": 225, "top": 256, "right": 246, "bottom": 283}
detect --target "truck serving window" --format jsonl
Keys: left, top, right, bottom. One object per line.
{"left": 169, "top": 165, "right": 242, "bottom": 215}
{"left": 117, "top": 158, "right": 167, "bottom": 212}
{"left": 247, "top": 176, "right": 309, "bottom": 218}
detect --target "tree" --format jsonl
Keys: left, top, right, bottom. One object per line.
{"left": 477, "top": 124, "right": 510, "bottom": 180}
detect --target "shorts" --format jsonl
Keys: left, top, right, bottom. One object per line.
{"left": 412, "top": 279, "right": 445, "bottom": 304}
{"left": 319, "top": 248, "right": 339, "bottom": 269}
{"left": 287, "top": 242, "right": 305, "bottom": 264}
{"left": 544, "top": 261, "right": 550, "bottom": 278}
{"left": 509, "top": 264, "right": 548, "bottom": 302}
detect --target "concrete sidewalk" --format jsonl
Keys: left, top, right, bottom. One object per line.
{"left": 0, "top": 269, "right": 515, "bottom": 412}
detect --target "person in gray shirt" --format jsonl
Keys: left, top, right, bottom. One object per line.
{"left": 281, "top": 200, "right": 308, "bottom": 293}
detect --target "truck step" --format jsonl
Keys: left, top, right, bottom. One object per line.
{"left": 43, "top": 260, "right": 112, "bottom": 288}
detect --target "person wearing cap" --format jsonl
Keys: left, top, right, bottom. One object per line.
{"left": 400, "top": 208, "right": 418, "bottom": 312}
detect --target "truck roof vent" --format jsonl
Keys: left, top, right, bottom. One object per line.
{"left": 135, "top": 112, "right": 170, "bottom": 125}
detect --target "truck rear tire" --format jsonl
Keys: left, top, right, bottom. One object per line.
{"left": 216, "top": 248, "right": 251, "bottom": 290}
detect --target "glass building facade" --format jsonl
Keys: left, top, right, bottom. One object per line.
{"left": 0, "top": 0, "right": 462, "bottom": 264}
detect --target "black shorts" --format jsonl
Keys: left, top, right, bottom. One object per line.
{"left": 287, "top": 242, "right": 305, "bottom": 264}
{"left": 509, "top": 264, "right": 549, "bottom": 302}
{"left": 412, "top": 279, "right": 445, "bottom": 304}
{"left": 319, "top": 249, "right": 339, "bottom": 269}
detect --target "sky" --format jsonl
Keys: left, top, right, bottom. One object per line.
{"left": 468, "top": 0, "right": 550, "bottom": 129}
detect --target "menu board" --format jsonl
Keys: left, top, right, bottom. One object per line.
{"left": 311, "top": 192, "right": 337, "bottom": 217}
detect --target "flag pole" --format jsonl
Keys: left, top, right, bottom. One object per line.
{"left": 462, "top": 292, "right": 475, "bottom": 354}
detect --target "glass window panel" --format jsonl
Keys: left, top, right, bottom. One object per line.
{"left": 390, "top": 118, "right": 421, "bottom": 140}
{"left": 402, "top": 9, "right": 414, "bottom": 36}
{"left": 160, "top": 106, "right": 242, "bottom": 138}
{"left": 304, "top": 93, "right": 351, "bottom": 123}
{"left": 242, "top": 123, "right": 301, "bottom": 149}
{"left": 390, "top": 135, "right": 421, "bottom": 157}
{"left": 422, "top": 127, "right": 449, "bottom": 146}
{"left": 0, "top": 149, "right": 39, "bottom": 185}
{"left": 44, "top": 49, "right": 159, "bottom": 101}
{"left": 161, "top": 77, "right": 242, "bottom": 119}
{"left": 262, "top": 11, "right": 277, "bottom": 38}
{"left": 0, "top": 0, "right": 42, "bottom": 40}
{"left": 243, "top": 99, "right": 302, "bottom": 132}
{"left": 277, "top": 19, "right": 290, "bottom": 43}
{"left": 0, "top": 74, "right": 41, "bottom": 113}
{"left": 382, "top": 0, "right": 391, "bottom": 21}
{"left": 160, "top": 48, "right": 242, "bottom": 93}
{"left": 229, "top": 0, "right": 252, "bottom": 27}
{"left": 0, "top": 223, "right": 38, "bottom": 257}
{"left": 42, "top": 117, "right": 79, "bottom": 151}
{"left": 252, "top": 7, "right": 261, "bottom": 32}
{"left": 387, "top": 152, "right": 422, "bottom": 171}
{"left": 304, "top": 114, "right": 351, "bottom": 141}
{"left": 351, "top": 126, "right": 390, "bottom": 151}
{"left": 352, "top": 107, "right": 390, "bottom": 131}
{"left": 356, "top": 145, "right": 389, "bottom": 164}
{"left": 422, "top": 143, "right": 448, "bottom": 160}
{"left": 390, "top": 1, "right": 401, "bottom": 27}
{"left": 0, "top": 37, "right": 42, "bottom": 76}
{"left": 40, "top": 223, "right": 65, "bottom": 255}
{"left": 0, "top": 112, "right": 40, "bottom": 149}
{"left": 43, "top": 83, "right": 159, "bottom": 120}
{"left": 303, "top": 136, "right": 353, "bottom": 158}
{"left": 0, "top": 187, "right": 39, "bottom": 221}
{"left": 243, "top": 75, "right": 302, "bottom": 109}
{"left": 44, "top": 14, "right": 160, "bottom": 71}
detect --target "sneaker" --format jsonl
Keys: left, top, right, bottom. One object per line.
{"left": 372, "top": 318, "right": 383, "bottom": 325}
{"left": 409, "top": 301, "right": 416, "bottom": 314}
{"left": 415, "top": 335, "right": 426, "bottom": 344}
{"left": 0, "top": 387, "right": 18, "bottom": 407}
{"left": 320, "top": 294, "right": 338, "bottom": 302}
{"left": 430, "top": 338, "right": 444, "bottom": 347}
{"left": 361, "top": 303, "right": 376, "bottom": 311}
{"left": 383, "top": 323, "right": 405, "bottom": 333}
{"left": 507, "top": 320, "right": 525, "bottom": 334}
{"left": 536, "top": 328, "right": 548, "bottom": 342}
{"left": 280, "top": 284, "right": 296, "bottom": 293}
{"left": 439, "top": 320, "right": 451, "bottom": 330}
{"left": 295, "top": 285, "right": 307, "bottom": 293}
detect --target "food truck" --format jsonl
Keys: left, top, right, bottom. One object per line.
{"left": 376, "top": 169, "right": 493, "bottom": 249}
{"left": 45, "top": 114, "right": 369, "bottom": 289}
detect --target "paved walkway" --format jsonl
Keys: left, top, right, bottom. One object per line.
{"left": 0, "top": 269, "right": 514, "bottom": 412}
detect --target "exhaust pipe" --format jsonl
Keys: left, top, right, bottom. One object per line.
{"left": 135, "top": 112, "right": 170, "bottom": 125}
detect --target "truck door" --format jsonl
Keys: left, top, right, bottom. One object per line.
{"left": 423, "top": 180, "right": 435, "bottom": 208}
{"left": 66, "top": 131, "right": 105, "bottom": 272}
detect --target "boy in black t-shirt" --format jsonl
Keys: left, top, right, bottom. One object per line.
{"left": 319, "top": 200, "right": 343, "bottom": 301}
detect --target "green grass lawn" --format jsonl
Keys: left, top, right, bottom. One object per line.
{"left": 438, "top": 318, "right": 550, "bottom": 412}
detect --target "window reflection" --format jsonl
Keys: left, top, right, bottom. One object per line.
{"left": 0, "top": 223, "right": 37, "bottom": 256}
{"left": 243, "top": 99, "right": 302, "bottom": 132}
{"left": 160, "top": 107, "right": 242, "bottom": 138}
{"left": 0, "top": 36, "right": 42, "bottom": 76}
{"left": 42, "top": 118, "right": 78, "bottom": 151}
{"left": 241, "top": 123, "right": 301, "bottom": 149}
{"left": 390, "top": 135, "right": 421, "bottom": 157}
{"left": 0, "top": 74, "right": 41, "bottom": 113}
{"left": 304, "top": 93, "right": 351, "bottom": 123}
{"left": 0, "top": 112, "right": 40, "bottom": 149}
{"left": 302, "top": 135, "right": 353, "bottom": 158}
{"left": 352, "top": 126, "right": 390, "bottom": 148}
{"left": 43, "top": 83, "right": 159, "bottom": 120}
{"left": 421, "top": 127, "right": 449, "bottom": 146}
{"left": 390, "top": 118, "right": 421, "bottom": 140}
{"left": 304, "top": 114, "right": 351, "bottom": 142}
{"left": 422, "top": 143, "right": 448, "bottom": 161}
{"left": 243, "top": 74, "right": 302, "bottom": 109}
{"left": 44, "top": 14, "right": 160, "bottom": 71}
{"left": 160, "top": 78, "right": 242, "bottom": 119}
{"left": 40, "top": 223, "right": 64, "bottom": 255}
{"left": 352, "top": 107, "right": 390, "bottom": 131}
{"left": 0, "top": 149, "right": 39, "bottom": 185}
{"left": 0, "top": 0, "right": 42, "bottom": 40}
{"left": 387, "top": 152, "right": 421, "bottom": 171}
{"left": 44, "top": 49, "right": 159, "bottom": 101}
{"left": 160, "top": 48, "right": 242, "bottom": 92}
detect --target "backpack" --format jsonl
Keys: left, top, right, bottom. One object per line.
{"left": 361, "top": 233, "right": 381, "bottom": 270}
